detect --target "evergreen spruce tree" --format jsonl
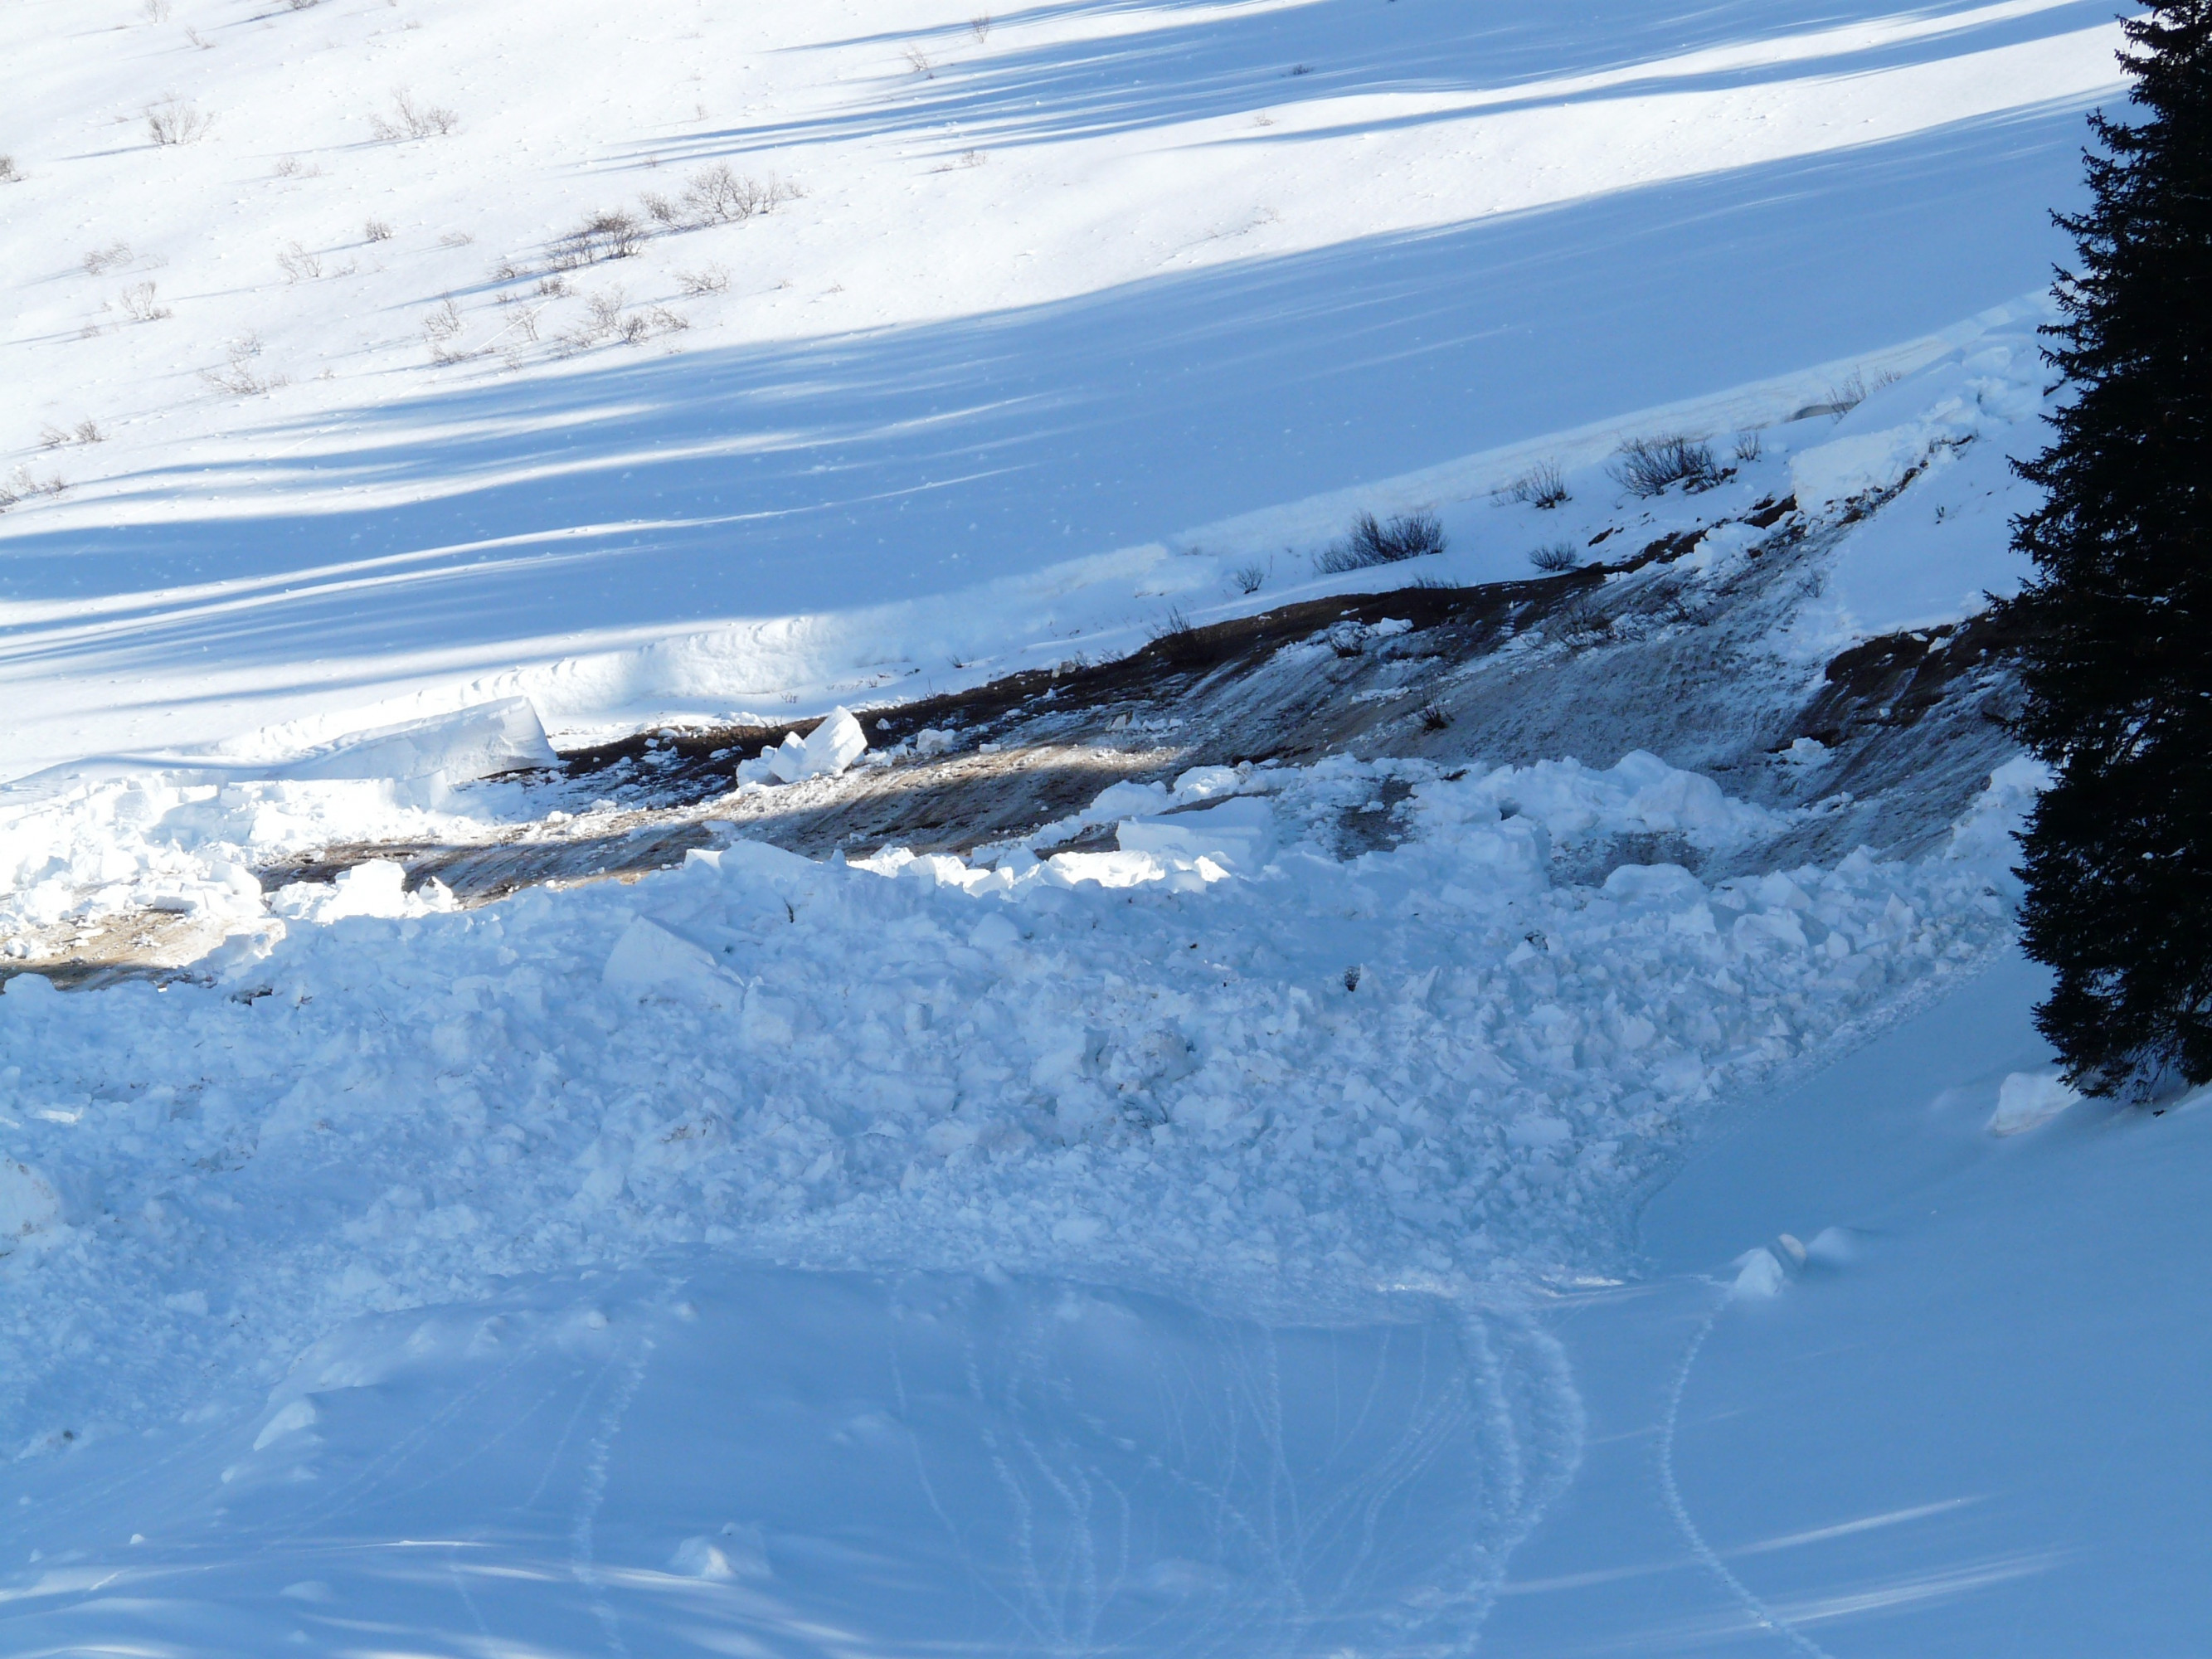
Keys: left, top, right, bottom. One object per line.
{"left": 2013, "top": 2, "right": 2212, "bottom": 1094}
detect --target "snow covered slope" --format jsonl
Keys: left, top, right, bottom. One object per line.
{"left": 0, "top": 0, "right": 2123, "bottom": 775}
{"left": 7, "top": 6, "right": 2188, "bottom": 1655}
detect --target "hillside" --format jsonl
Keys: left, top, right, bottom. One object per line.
{"left": 7, "top": 5, "right": 2201, "bottom": 1658}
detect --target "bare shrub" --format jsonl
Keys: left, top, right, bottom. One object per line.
{"left": 904, "top": 45, "right": 936, "bottom": 77}
{"left": 1232, "top": 561, "right": 1266, "bottom": 595}
{"left": 202, "top": 334, "right": 268, "bottom": 396}
{"left": 1417, "top": 701, "right": 1452, "bottom": 732}
{"left": 682, "top": 163, "right": 797, "bottom": 226}
{"left": 143, "top": 0, "right": 170, "bottom": 21}
{"left": 1733, "top": 429, "right": 1763, "bottom": 464}
{"left": 536, "top": 274, "right": 571, "bottom": 298}
{"left": 642, "top": 191, "right": 679, "bottom": 226}
{"left": 38, "top": 425, "right": 67, "bottom": 449}
{"left": 972, "top": 14, "right": 992, "bottom": 41}
{"left": 586, "top": 287, "right": 627, "bottom": 336}
{"left": 276, "top": 241, "right": 323, "bottom": 281}
{"left": 2, "top": 466, "right": 66, "bottom": 504}
{"left": 959, "top": 149, "right": 986, "bottom": 168}
{"left": 0, "top": 156, "right": 18, "bottom": 182}
{"left": 369, "top": 89, "right": 458, "bottom": 142}
{"left": 674, "top": 264, "right": 729, "bottom": 296}
{"left": 1313, "top": 508, "right": 1446, "bottom": 574}
{"left": 617, "top": 312, "right": 652, "bottom": 345}
{"left": 185, "top": 27, "right": 211, "bottom": 48}
{"left": 556, "top": 210, "right": 644, "bottom": 267}
{"left": 287, "top": 0, "right": 322, "bottom": 8}
{"left": 642, "top": 305, "right": 689, "bottom": 335}
{"left": 1608, "top": 435, "right": 1719, "bottom": 497}
{"left": 146, "top": 95, "right": 211, "bottom": 146}
{"left": 364, "top": 218, "right": 395, "bottom": 243}
{"left": 75, "top": 420, "right": 104, "bottom": 445}
{"left": 1529, "top": 542, "right": 1581, "bottom": 573}
{"left": 1497, "top": 460, "right": 1568, "bottom": 509}
{"left": 421, "top": 298, "right": 464, "bottom": 342}
{"left": 83, "top": 241, "right": 133, "bottom": 276}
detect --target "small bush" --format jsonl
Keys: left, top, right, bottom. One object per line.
{"left": 0, "top": 156, "right": 20, "bottom": 183}
{"left": 682, "top": 163, "right": 796, "bottom": 225}
{"left": 674, "top": 264, "right": 729, "bottom": 296}
{"left": 38, "top": 424, "right": 67, "bottom": 449}
{"left": 536, "top": 274, "right": 571, "bottom": 298}
{"left": 1498, "top": 460, "right": 1568, "bottom": 509}
{"left": 1733, "top": 430, "right": 1762, "bottom": 463}
{"left": 421, "top": 298, "right": 464, "bottom": 342}
{"left": 364, "top": 218, "right": 394, "bottom": 243}
{"left": 202, "top": 334, "right": 268, "bottom": 396}
{"left": 143, "top": 0, "right": 170, "bottom": 21}
{"left": 276, "top": 241, "right": 323, "bottom": 281}
{"left": 586, "top": 287, "right": 626, "bottom": 335}
{"left": 369, "top": 89, "right": 458, "bottom": 142}
{"left": 82, "top": 241, "right": 132, "bottom": 276}
{"left": 1313, "top": 508, "right": 1446, "bottom": 574}
{"left": 642, "top": 191, "right": 679, "bottom": 226}
{"left": 1231, "top": 561, "right": 1266, "bottom": 595}
{"left": 75, "top": 420, "right": 104, "bottom": 445}
{"left": 972, "top": 14, "right": 992, "bottom": 42}
{"left": 1418, "top": 701, "right": 1452, "bottom": 732}
{"left": 904, "top": 46, "right": 936, "bottom": 77}
{"left": 1529, "top": 542, "right": 1580, "bottom": 573}
{"left": 557, "top": 209, "right": 644, "bottom": 267}
{"left": 146, "top": 95, "right": 211, "bottom": 146}
{"left": 1609, "top": 435, "right": 1719, "bottom": 497}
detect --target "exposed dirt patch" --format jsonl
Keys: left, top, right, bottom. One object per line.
{"left": 6, "top": 483, "right": 2030, "bottom": 989}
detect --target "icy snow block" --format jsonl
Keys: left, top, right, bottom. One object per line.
{"left": 1789, "top": 426, "right": 1927, "bottom": 512}
{"left": 0, "top": 1159, "right": 65, "bottom": 1243}
{"left": 769, "top": 707, "right": 868, "bottom": 783}
{"left": 1116, "top": 797, "right": 1276, "bottom": 873}
{"left": 285, "top": 698, "right": 557, "bottom": 786}
{"left": 602, "top": 917, "right": 734, "bottom": 1000}
{"left": 1988, "top": 1073, "right": 2078, "bottom": 1136}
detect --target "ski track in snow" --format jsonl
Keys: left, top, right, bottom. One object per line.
{"left": 1658, "top": 1288, "right": 1840, "bottom": 1659}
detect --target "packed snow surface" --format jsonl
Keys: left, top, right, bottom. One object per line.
{"left": 0, "top": 0, "right": 2124, "bottom": 776}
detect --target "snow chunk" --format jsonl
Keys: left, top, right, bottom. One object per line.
{"left": 273, "top": 859, "right": 455, "bottom": 923}
{"left": 0, "top": 1160, "right": 66, "bottom": 1245}
{"left": 1117, "top": 797, "right": 1276, "bottom": 874}
{"left": 1790, "top": 427, "right": 1928, "bottom": 513}
{"left": 284, "top": 698, "right": 557, "bottom": 789}
{"left": 1729, "top": 1247, "right": 1787, "bottom": 1300}
{"left": 1988, "top": 1073, "right": 2078, "bottom": 1137}
{"left": 769, "top": 708, "right": 868, "bottom": 783}
{"left": 603, "top": 917, "right": 734, "bottom": 1000}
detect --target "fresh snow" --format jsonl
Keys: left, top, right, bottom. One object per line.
{"left": 0, "top": 0, "right": 2122, "bottom": 776}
